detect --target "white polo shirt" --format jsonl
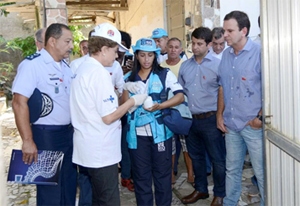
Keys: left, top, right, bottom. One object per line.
{"left": 104, "top": 60, "right": 125, "bottom": 94}
{"left": 70, "top": 57, "right": 121, "bottom": 168}
{"left": 70, "top": 54, "right": 89, "bottom": 74}
{"left": 71, "top": 56, "right": 124, "bottom": 94}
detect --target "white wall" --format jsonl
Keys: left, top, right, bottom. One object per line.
{"left": 220, "top": 0, "right": 260, "bottom": 39}
{"left": 118, "top": 0, "right": 164, "bottom": 48}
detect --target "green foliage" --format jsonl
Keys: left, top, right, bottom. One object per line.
{"left": 0, "top": 35, "right": 35, "bottom": 94}
{"left": 69, "top": 25, "right": 86, "bottom": 56}
{"left": 7, "top": 36, "right": 36, "bottom": 57}
{"left": 0, "top": 2, "right": 15, "bottom": 17}
{"left": 0, "top": 44, "right": 14, "bottom": 93}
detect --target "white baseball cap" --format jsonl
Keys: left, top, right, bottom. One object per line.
{"left": 91, "top": 23, "right": 128, "bottom": 52}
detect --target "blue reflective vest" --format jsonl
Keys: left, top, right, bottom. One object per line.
{"left": 126, "top": 69, "right": 173, "bottom": 149}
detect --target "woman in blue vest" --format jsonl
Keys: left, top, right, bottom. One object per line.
{"left": 122, "top": 37, "right": 184, "bottom": 206}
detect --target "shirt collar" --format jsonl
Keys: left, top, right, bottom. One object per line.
{"left": 40, "top": 49, "right": 55, "bottom": 64}
{"left": 191, "top": 50, "right": 213, "bottom": 63}
{"left": 85, "top": 56, "right": 105, "bottom": 68}
{"left": 229, "top": 37, "right": 254, "bottom": 54}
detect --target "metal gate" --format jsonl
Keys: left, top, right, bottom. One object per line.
{"left": 261, "top": 0, "right": 300, "bottom": 205}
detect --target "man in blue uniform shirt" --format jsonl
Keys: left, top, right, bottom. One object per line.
{"left": 12, "top": 23, "right": 77, "bottom": 205}
{"left": 178, "top": 27, "right": 226, "bottom": 206}
{"left": 217, "top": 11, "right": 264, "bottom": 206}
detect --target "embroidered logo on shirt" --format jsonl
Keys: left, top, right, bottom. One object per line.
{"left": 103, "top": 95, "right": 115, "bottom": 103}
{"left": 158, "top": 142, "right": 165, "bottom": 152}
{"left": 203, "top": 76, "right": 206, "bottom": 80}
{"left": 242, "top": 77, "right": 246, "bottom": 80}
{"left": 40, "top": 93, "right": 53, "bottom": 117}
{"left": 50, "top": 77, "right": 59, "bottom": 81}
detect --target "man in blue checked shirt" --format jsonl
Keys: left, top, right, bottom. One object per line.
{"left": 217, "top": 11, "right": 264, "bottom": 206}
{"left": 178, "top": 27, "right": 226, "bottom": 206}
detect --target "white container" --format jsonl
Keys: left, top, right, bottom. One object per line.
{"left": 144, "top": 96, "right": 153, "bottom": 109}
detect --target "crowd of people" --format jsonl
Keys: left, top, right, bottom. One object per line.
{"left": 11, "top": 9, "right": 263, "bottom": 206}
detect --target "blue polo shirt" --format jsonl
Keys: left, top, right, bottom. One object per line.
{"left": 178, "top": 52, "right": 220, "bottom": 114}
{"left": 218, "top": 38, "right": 262, "bottom": 131}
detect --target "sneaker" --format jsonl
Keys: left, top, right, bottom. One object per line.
{"left": 121, "top": 178, "right": 134, "bottom": 192}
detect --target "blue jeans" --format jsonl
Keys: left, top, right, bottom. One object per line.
{"left": 186, "top": 114, "right": 226, "bottom": 197}
{"left": 206, "top": 151, "right": 212, "bottom": 173}
{"left": 223, "top": 126, "right": 264, "bottom": 206}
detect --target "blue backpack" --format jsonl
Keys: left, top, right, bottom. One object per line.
{"left": 159, "top": 69, "right": 192, "bottom": 135}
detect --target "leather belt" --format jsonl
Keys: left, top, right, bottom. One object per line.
{"left": 192, "top": 111, "right": 217, "bottom": 119}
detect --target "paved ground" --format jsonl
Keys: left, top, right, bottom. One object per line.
{"left": 119, "top": 155, "right": 261, "bottom": 206}
{"left": 1, "top": 107, "right": 261, "bottom": 206}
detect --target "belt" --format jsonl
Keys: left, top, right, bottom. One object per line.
{"left": 32, "top": 124, "right": 73, "bottom": 131}
{"left": 192, "top": 111, "right": 217, "bottom": 119}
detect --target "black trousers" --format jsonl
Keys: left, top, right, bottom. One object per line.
{"left": 87, "top": 163, "right": 120, "bottom": 206}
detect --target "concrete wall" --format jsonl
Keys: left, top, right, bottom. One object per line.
{"left": 0, "top": 13, "right": 35, "bottom": 41}
{"left": 117, "top": 0, "right": 164, "bottom": 49}
{"left": 220, "top": 0, "right": 260, "bottom": 39}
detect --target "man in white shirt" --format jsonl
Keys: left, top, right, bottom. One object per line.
{"left": 210, "top": 27, "right": 226, "bottom": 60}
{"left": 79, "top": 40, "right": 88, "bottom": 56}
{"left": 34, "top": 28, "right": 46, "bottom": 52}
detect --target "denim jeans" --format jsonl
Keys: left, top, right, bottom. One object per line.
{"left": 223, "top": 126, "right": 264, "bottom": 206}
{"left": 186, "top": 114, "right": 226, "bottom": 197}
{"left": 206, "top": 151, "right": 212, "bottom": 173}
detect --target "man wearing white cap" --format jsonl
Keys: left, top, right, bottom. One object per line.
{"left": 70, "top": 23, "right": 147, "bottom": 205}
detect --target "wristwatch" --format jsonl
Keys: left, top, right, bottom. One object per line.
{"left": 256, "top": 114, "right": 263, "bottom": 121}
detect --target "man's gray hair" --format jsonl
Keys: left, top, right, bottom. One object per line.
{"left": 212, "top": 27, "right": 224, "bottom": 40}
{"left": 35, "top": 28, "right": 46, "bottom": 42}
{"left": 167, "top": 37, "right": 182, "bottom": 47}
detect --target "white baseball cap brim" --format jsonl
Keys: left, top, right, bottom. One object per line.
{"left": 91, "top": 23, "right": 128, "bottom": 52}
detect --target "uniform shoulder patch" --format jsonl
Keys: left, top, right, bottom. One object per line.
{"left": 25, "top": 53, "right": 41, "bottom": 60}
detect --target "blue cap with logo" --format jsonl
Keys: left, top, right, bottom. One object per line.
{"left": 132, "top": 38, "right": 161, "bottom": 57}
{"left": 151, "top": 28, "right": 168, "bottom": 38}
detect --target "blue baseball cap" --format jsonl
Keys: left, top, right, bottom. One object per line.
{"left": 132, "top": 38, "right": 161, "bottom": 57}
{"left": 151, "top": 28, "right": 168, "bottom": 38}
{"left": 27, "top": 88, "right": 43, "bottom": 123}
